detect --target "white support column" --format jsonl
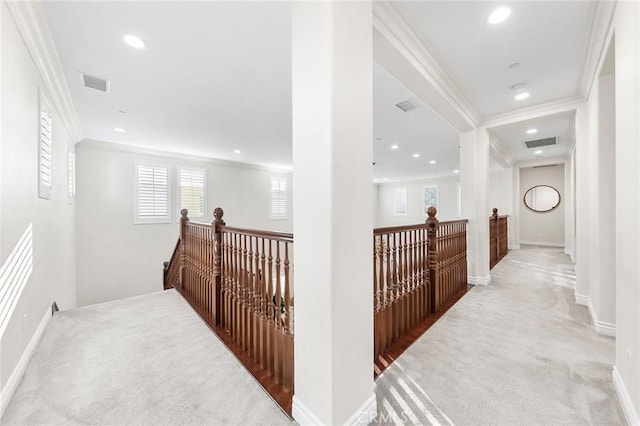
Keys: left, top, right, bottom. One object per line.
{"left": 291, "top": 2, "right": 375, "bottom": 425}
{"left": 460, "top": 127, "right": 491, "bottom": 285}
{"left": 510, "top": 166, "right": 521, "bottom": 250}
{"left": 574, "top": 103, "right": 590, "bottom": 301}
{"left": 564, "top": 148, "right": 576, "bottom": 262}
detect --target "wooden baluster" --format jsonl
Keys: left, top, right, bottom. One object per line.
{"left": 252, "top": 236, "right": 261, "bottom": 364}
{"left": 373, "top": 236, "right": 379, "bottom": 360}
{"left": 267, "top": 240, "right": 274, "bottom": 374}
{"left": 283, "top": 242, "right": 293, "bottom": 391}
{"left": 259, "top": 237, "right": 267, "bottom": 370}
{"left": 274, "top": 241, "right": 282, "bottom": 384}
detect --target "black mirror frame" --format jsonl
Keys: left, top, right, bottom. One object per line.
{"left": 523, "top": 185, "right": 561, "bottom": 213}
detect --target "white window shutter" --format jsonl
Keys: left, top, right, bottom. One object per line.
{"left": 271, "top": 178, "right": 287, "bottom": 219}
{"left": 38, "top": 90, "right": 52, "bottom": 200}
{"left": 178, "top": 168, "right": 206, "bottom": 219}
{"left": 135, "top": 163, "right": 170, "bottom": 224}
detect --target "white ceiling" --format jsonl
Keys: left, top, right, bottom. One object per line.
{"left": 42, "top": 1, "right": 594, "bottom": 181}
{"left": 393, "top": 1, "right": 594, "bottom": 118}
{"left": 489, "top": 112, "right": 575, "bottom": 162}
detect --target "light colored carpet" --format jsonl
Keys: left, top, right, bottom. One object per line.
{"left": 373, "top": 245, "right": 624, "bottom": 425}
{"left": 2, "top": 289, "right": 292, "bottom": 425}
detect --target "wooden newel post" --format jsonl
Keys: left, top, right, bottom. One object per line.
{"left": 179, "top": 209, "right": 189, "bottom": 291}
{"left": 490, "top": 208, "right": 498, "bottom": 268}
{"left": 492, "top": 208, "right": 499, "bottom": 219}
{"left": 212, "top": 207, "right": 225, "bottom": 326}
{"left": 426, "top": 206, "right": 439, "bottom": 313}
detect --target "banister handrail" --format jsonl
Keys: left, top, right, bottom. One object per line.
{"left": 439, "top": 219, "right": 469, "bottom": 225}
{"left": 373, "top": 222, "right": 430, "bottom": 235}
{"left": 219, "top": 225, "right": 293, "bottom": 243}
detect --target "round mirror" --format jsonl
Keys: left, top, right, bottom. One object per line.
{"left": 523, "top": 185, "right": 561, "bottom": 212}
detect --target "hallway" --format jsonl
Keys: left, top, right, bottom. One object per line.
{"left": 2, "top": 247, "right": 625, "bottom": 425}
{"left": 374, "top": 245, "right": 623, "bottom": 425}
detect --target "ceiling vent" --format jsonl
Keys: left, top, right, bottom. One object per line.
{"left": 532, "top": 164, "right": 558, "bottom": 169}
{"left": 524, "top": 137, "right": 557, "bottom": 149}
{"left": 395, "top": 100, "right": 418, "bottom": 112}
{"left": 82, "top": 73, "right": 109, "bottom": 93}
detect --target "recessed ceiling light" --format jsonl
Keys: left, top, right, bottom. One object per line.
{"left": 510, "top": 83, "right": 526, "bottom": 92}
{"left": 113, "top": 127, "right": 126, "bottom": 133}
{"left": 453, "top": 169, "right": 459, "bottom": 173}
{"left": 391, "top": 144, "right": 399, "bottom": 150}
{"left": 534, "top": 150, "right": 543, "bottom": 155}
{"left": 413, "top": 153, "right": 420, "bottom": 158}
{"left": 526, "top": 128, "right": 538, "bottom": 134}
{"left": 488, "top": 7, "right": 511, "bottom": 24}
{"left": 429, "top": 160, "right": 436, "bottom": 164}
{"left": 123, "top": 34, "right": 146, "bottom": 50}
{"left": 233, "top": 149, "right": 241, "bottom": 154}
{"left": 508, "top": 62, "right": 520, "bottom": 69}
{"left": 515, "top": 92, "right": 530, "bottom": 101}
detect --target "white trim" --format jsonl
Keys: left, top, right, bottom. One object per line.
{"left": 520, "top": 240, "right": 565, "bottom": 248}
{"left": 292, "top": 396, "right": 325, "bottom": 426}
{"left": 613, "top": 366, "right": 640, "bottom": 426}
{"left": 574, "top": 290, "right": 616, "bottom": 337}
{"left": 5, "top": 1, "right": 83, "bottom": 143}
{"left": 489, "top": 136, "right": 514, "bottom": 168}
{"left": 78, "top": 139, "right": 293, "bottom": 175}
{"left": 577, "top": 2, "right": 617, "bottom": 100}
{"left": 344, "top": 394, "right": 377, "bottom": 426}
{"left": 469, "top": 275, "right": 491, "bottom": 286}
{"left": 0, "top": 306, "right": 52, "bottom": 418}
{"left": 482, "top": 96, "right": 582, "bottom": 130}
{"left": 372, "top": 1, "right": 480, "bottom": 131}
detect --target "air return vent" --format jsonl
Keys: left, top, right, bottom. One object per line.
{"left": 395, "top": 100, "right": 418, "bottom": 112}
{"left": 532, "top": 164, "right": 558, "bottom": 169}
{"left": 524, "top": 137, "right": 557, "bottom": 149}
{"left": 82, "top": 73, "right": 109, "bottom": 92}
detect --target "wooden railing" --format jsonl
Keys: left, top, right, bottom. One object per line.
{"left": 373, "top": 207, "right": 468, "bottom": 364}
{"left": 489, "top": 208, "right": 509, "bottom": 269}
{"left": 163, "top": 208, "right": 294, "bottom": 411}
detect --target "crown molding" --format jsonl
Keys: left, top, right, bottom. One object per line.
{"left": 482, "top": 96, "right": 582, "bottom": 129}
{"left": 78, "top": 139, "right": 293, "bottom": 175}
{"left": 5, "top": 0, "right": 84, "bottom": 143}
{"left": 373, "top": 1, "right": 481, "bottom": 130}
{"left": 489, "top": 136, "right": 514, "bottom": 168}
{"left": 576, "top": 1, "right": 617, "bottom": 100}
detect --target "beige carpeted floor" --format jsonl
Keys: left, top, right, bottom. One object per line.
{"left": 1, "top": 290, "right": 293, "bottom": 425}
{"left": 3, "top": 246, "right": 625, "bottom": 425}
{"left": 373, "top": 245, "right": 624, "bottom": 425}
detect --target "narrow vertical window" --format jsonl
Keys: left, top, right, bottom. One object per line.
{"left": 134, "top": 162, "right": 170, "bottom": 224}
{"left": 38, "top": 90, "right": 52, "bottom": 200}
{"left": 423, "top": 185, "right": 438, "bottom": 214}
{"left": 178, "top": 168, "right": 207, "bottom": 220}
{"left": 67, "top": 146, "right": 75, "bottom": 205}
{"left": 271, "top": 177, "right": 287, "bottom": 219}
{"left": 394, "top": 187, "right": 407, "bottom": 216}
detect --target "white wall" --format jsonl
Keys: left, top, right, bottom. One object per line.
{"left": 489, "top": 168, "right": 513, "bottom": 215}
{"left": 375, "top": 175, "right": 460, "bottom": 227}
{"left": 1, "top": 1, "right": 76, "bottom": 395}
{"left": 75, "top": 141, "right": 292, "bottom": 306}
{"left": 612, "top": 1, "right": 640, "bottom": 421}
{"left": 519, "top": 165, "right": 565, "bottom": 246}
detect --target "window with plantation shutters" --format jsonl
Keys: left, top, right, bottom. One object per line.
{"left": 178, "top": 168, "right": 206, "bottom": 219}
{"left": 134, "top": 162, "right": 170, "bottom": 224}
{"left": 271, "top": 177, "right": 287, "bottom": 220}
{"left": 38, "top": 90, "right": 52, "bottom": 200}
{"left": 67, "top": 148, "right": 75, "bottom": 205}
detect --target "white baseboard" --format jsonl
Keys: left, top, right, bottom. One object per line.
{"left": 0, "top": 306, "right": 52, "bottom": 418}
{"left": 469, "top": 275, "right": 491, "bottom": 286}
{"left": 520, "top": 240, "right": 565, "bottom": 248}
{"left": 509, "top": 244, "right": 521, "bottom": 250}
{"left": 292, "top": 396, "right": 325, "bottom": 425}
{"left": 613, "top": 366, "right": 640, "bottom": 426}
{"left": 344, "top": 394, "right": 377, "bottom": 426}
{"left": 293, "top": 393, "right": 377, "bottom": 426}
{"left": 574, "top": 290, "right": 616, "bottom": 337}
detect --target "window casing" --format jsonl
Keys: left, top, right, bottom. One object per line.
{"left": 134, "top": 162, "right": 171, "bottom": 224}
{"left": 178, "top": 167, "right": 207, "bottom": 220}
{"left": 394, "top": 187, "right": 407, "bottom": 216}
{"left": 67, "top": 147, "right": 76, "bottom": 205}
{"left": 423, "top": 185, "right": 438, "bottom": 214}
{"left": 271, "top": 177, "right": 287, "bottom": 220}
